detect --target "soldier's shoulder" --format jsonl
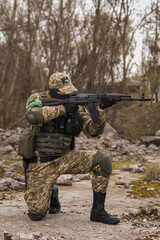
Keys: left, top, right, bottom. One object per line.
{"left": 26, "top": 92, "right": 43, "bottom": 109}
{"left": 27, "top": 92, "right": 42, "bottom": 103}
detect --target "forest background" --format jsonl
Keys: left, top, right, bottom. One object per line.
{"left": 0, "top": 0, "right": 160, "bottom": 141}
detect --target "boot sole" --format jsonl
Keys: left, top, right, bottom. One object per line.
{"left": 90, "top": 217, "right": 120, "bottom": 225}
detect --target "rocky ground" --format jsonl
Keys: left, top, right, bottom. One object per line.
{"left": 0, "top": 171, "right": 160, "bottom": 240}
{"left": 0, "top": 125, "right": 160, "bottom": 240}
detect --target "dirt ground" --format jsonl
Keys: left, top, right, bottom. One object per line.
{"left": 0, "top": 170, "right": 160, "bottom": 240}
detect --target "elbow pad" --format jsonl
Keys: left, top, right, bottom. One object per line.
{"left": 26, "top": 108, "right": 43, "bottom": 125}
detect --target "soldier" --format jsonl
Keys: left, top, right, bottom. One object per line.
{"left": 22, "top": 72, "right": 120, "bottom": 224}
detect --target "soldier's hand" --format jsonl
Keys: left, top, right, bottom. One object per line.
{"left": 99, "top": 97, "right": 116, "bottom": 110}
{"left": 64, "top": 103, "right": 78, "bottom": 114}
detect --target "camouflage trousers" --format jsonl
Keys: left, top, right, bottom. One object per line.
{"left": 24, "top": 150, "right": 111, "bottom": 215}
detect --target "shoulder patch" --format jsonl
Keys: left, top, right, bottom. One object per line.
{"left": 28, "top": 98, "right": 34, "bottom": 103}
{"left": 26, "top": 93, "right": 42, "bottom": 110}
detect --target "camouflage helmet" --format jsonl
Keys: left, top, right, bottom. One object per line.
{"left": 49, "top": 72, "right": 78, "bottom": 95}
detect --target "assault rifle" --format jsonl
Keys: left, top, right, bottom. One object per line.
{"left": 41, "top": 93, "right": 154, "bottom": 123}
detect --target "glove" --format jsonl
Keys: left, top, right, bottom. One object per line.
{"left": 64, "top": 103, "right": 78, "bottom": 114}
{"left": 66, "top": 116, "right": 82, "bottom": 136}
{"left": 99, "top": 97, "right": 116, "bottom": 110}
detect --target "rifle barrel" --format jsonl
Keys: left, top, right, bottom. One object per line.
{"left": 120, "top": 98, "right": 154, "bottom": 101}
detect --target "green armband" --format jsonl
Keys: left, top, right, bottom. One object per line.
{"left": 27, "top": 101, "right": 43, "bottom": 110}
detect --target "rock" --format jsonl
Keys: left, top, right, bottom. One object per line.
{"left": 2, "top": 165, "right": 12, "bottom": 172}
{"left": 147, "top": 159, "right": 160, "bottom": 164}
{"left": 110, "top": 143, "right": 118, "bottom": 150}
{"left": 122, "top": 164, "right": 146, "bottom": 173}
{"left": 0, "top": 128, "right": 5, "bottom": 133}
{"left": 75, "top": 174, "right": 90, "bottom": 180}
{"left": 33, "top": 232, "right": 43, "bottom": 239}
{"left": 4, "top": 172, "right": 12, "bottom": 178}
{"left": 137, "top": 144, "right": 147, "bottom": 150}
{"left": 10, "top": 172, "right": 25, "bottom": 182}
{"left": 3, "top": 231, "right": 75, "bottom": 240}
{"left": 15, "top": 232, "right": 33, "bottom": 240}
{"left": 147, "top": 187, "right": 155, "bottom": 191}
{"left": 115, "top": 181, "right": 129, "bottom": 189}
{"left": 0, "top": 178, "right": 25, "bottom": 191}
{"left": 124, "top": 183, "right": 129, "bottom": 189}
{"left": 147, "top": 144, "right": 159, "bottom": 151}
{"left": 3, "top": 230, "right": 13, "bottom": 240}
{"left": 72, "top": 176, "right": 81, "bottom": 182}
{"left": 7, "top": 134, "right": 19, "bottom": 147}
{"left": 121, "top": 165, "right": 133, "bottom": 172}
{"left": 1, "top": 140, "right": 9, "bottom": 147}
{"left": 140, "top": 136, "right": 160, "bottom": 146}
{"left": 137, "top": 149, "right": 146, "bottom": 155}
{"left": 56, "top": 175, "right": 72, "bottom": 186}
{"left": 134, "top": 167, "right": 146, "bottom": 173}
{"left": 80, "top": 146, "right": 89, "bottom": 150}
{"left": 0, "top": 145, "right": 14, "bottom": 154}
{"left": 75, "top": 122, "right": 121, "bottom": 152}
{"left": 16, "top": 127, "right": 24, "bottom": 135}
{"left": 155, "top": 129, "right": 160, "bottom": 136}
{"left": 1, "top": 135, "right": 7, "bottom": 141}
{"left": 115, "top": 181, "right": 127, "bottom": 185}
{"left": 4, "top": 194, "right": 12, "bottom": 200}
{"left": 10, "top": 162, "right": 23, "bottom": 171}
{"left": 129, "top": 209, "right": 141, "bottom": 216}
{"left": 136, "top": 144, "right": 147, "bottom": 155}
{"left": 102, "top": 123, "right": 121, "bottom": 141}
{"left": 5, "top": 132, "right": 11, "bottom": 137}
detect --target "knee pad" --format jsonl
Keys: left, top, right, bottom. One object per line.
{"left": 100, "top": 153, "right": 112, "bottom": 177}
{"left": 92, "top": 151, "right": 112, "bottom": 177}
{"left": 28, "top": 210, "right": 47, "bottom": 221}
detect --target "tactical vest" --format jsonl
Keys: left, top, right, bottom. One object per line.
{"left": 35, "top": 92, "right": 73, "bottom": 156}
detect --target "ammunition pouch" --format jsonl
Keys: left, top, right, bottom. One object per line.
{"left": 36, "top": 132, "right": 72, "bottom": 156}
{"left": 18, "top": 129, "right": 36, "bottom": 159}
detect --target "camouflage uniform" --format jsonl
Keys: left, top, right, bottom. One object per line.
{"left": 24, "top": 72, "right": 112, "bottom": 218}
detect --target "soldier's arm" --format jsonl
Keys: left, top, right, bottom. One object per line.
{"left": 26, "top": 93, "right": 66, "bottom": 125}
{"left": 77, "top": 105, "right": 106, "bottom": 137}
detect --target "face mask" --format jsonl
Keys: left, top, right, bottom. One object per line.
{"left": 49, "top": 88, "right": 69, "bottom": 99}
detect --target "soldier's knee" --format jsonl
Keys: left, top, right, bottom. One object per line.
{"left": 100, "top": 153, "right": 112, "bottom": 177}
{"left": 92, "top": 151, "right": 112, "bottom": 177}
{"left": 28, "top": 210, "right": 47, "bottom": 221}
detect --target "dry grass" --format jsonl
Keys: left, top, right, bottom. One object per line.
{"left": 144, "top": 163, "right": 160, "bottom": 181}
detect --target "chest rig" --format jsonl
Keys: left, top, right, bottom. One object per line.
{"left": 35, "top": 92, "right": 81, "bottom": 156}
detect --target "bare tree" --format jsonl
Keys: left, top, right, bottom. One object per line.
{"left": 141, "top": 0, "right": 160, "bottom": 102}
{"left": 0, "top": 0, "right": 158, "bottom": 129}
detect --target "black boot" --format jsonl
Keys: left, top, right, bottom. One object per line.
{"left": 90, "top": 191, "right": 120, "bottom": 224}
{"left": 49, "top": 186, "right": 61, "bottom": 214}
